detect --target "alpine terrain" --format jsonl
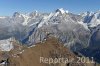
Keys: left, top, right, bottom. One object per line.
{"left": 0, "top": 8, "right": 100, "bottom": 66}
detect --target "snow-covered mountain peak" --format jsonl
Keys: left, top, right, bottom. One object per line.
{"left": 93, "top": 10, "right": 100, "bottom": 18}
{"left": 55, "top": 8, "right": 66, "bottom": 14}
{"left": 95, "top": 10, "right": 100, "bottom": 13}
{"left": 13, "top": 12, "right": 22, "bottom": 17}
{"left": 81, "top": 11, "right": 94, "bottom": 17}
{"left": 34, "top": 10, "right": 38, "bottom": 13}
{"left": 66, "top": 10, "right": 69, "bottom": 13}
{"left": 29, "top": 11, "right": 38, "bottom": 17}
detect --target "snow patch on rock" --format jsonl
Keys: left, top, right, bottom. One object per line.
{"left": 0, "top": 38, "right": 14, "bottom": 51}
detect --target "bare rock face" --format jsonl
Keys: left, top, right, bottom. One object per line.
{"left": 0, "top": 37, "right": 94, "bottom": 66}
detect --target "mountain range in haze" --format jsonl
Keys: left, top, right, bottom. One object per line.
{"left": 0, "top": 8, "right": 100, "bottom": 64}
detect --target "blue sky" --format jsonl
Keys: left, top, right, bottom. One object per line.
{"left": 0, "top": 0, "right": 100, "bottom": 16}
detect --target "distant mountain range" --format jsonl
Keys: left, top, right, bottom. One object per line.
{"left": 0, "top": 8, "right": 100, "bottom": 63}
